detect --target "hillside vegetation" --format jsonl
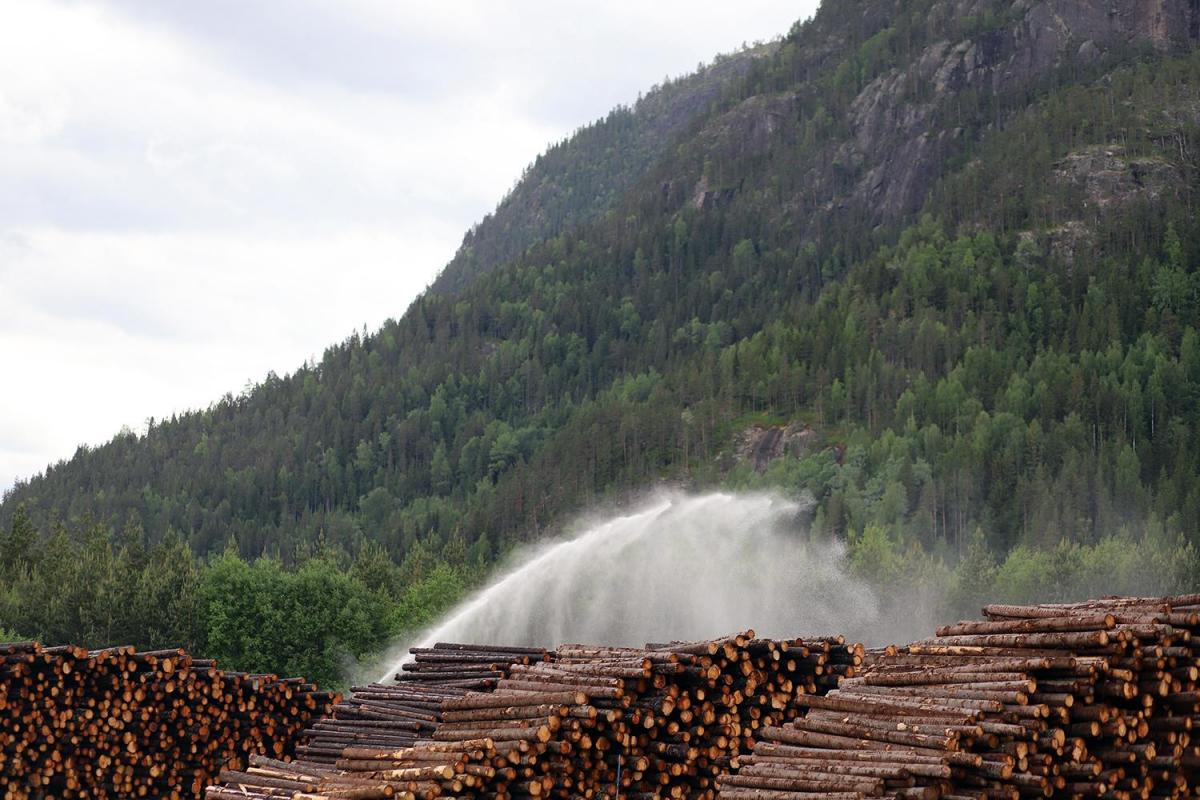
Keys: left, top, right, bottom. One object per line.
{"left": 3, "top": 0, "right": 1200, "bottom": 682}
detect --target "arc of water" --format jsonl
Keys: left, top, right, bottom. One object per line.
{"left": 377, "top": 491, "right": 881, "bottom": 683}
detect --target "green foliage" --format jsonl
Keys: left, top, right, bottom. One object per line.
{"left": 0, "top": 517, "right": 202, "bottom": 652}
{"left": 0, "top": 516, "right": 470, "bottom": 690}
{"left": 389, "top": 564, "right": 471, "bottom": 637}
{"left": 0, "top": 505, "right": 35, "bottom": 568}
{"left": 985, "top": 531, "right": 1197, "bottom": 605}
{"left": 850, "top": 526, "right": 901, "bottom": 585}
{"left": 197, "top": 552, "right": 390, "bottom": 688}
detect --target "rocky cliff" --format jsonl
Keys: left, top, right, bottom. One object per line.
{"left": 675, "top": 0, "right": 1200, "bottom": 249}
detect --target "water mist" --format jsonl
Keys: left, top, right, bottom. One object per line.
{"left": 377, "top": 491, "right": 909, "bottom": 682}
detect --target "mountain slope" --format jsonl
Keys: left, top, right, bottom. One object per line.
{"left": 430, "top": 44, "right": 774, "bottom": 295}
{"left": 4, "top": 0, "right": 1200, "bottom": 643}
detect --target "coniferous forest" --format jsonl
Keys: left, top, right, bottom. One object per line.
{"left": 4, "top": 0, "right": 1200, "bottom": 686}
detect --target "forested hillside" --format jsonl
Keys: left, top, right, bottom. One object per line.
{"left": 4, "top": 0, "right": 1200, "bottom": 683}
{"left": 430, "top": 43, "right": 774, "bottom": 295}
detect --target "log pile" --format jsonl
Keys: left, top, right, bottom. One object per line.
{"left": 296, "top": 643, "right": 551, "bottom": 763}
{"left": 722, "top": 594, "right": 1200, "bottom": 800}
{"left": 203, "top": 593, "right": 1200, "bottom": 800}
{"left": 416, "top": 631, "right": 823, "bottom": 799}
{"left": 0, "top": 641, "right": 337, "bottom": 800}
{"left": 209, "top": 632, "right": 860, "bottom": 800}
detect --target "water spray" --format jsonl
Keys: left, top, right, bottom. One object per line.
{"left": 379, "top": 491, "right": 889, "bottom": 682}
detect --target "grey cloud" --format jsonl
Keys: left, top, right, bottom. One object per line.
{"left": 92, "top": 1, "right": 805, "bottom": 125}
{"left": 94, "top": 0, "right": 488, "bottom": 99}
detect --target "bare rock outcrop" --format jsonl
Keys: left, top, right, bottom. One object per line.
{"left": 736, "top": 423, "right": 821, "bottom": 472}
{"left": 690, "top": 0, "right": 1198, "bottom": 237}
{"left": 1054, "top": 145, "right": 1184, "bottom": 210}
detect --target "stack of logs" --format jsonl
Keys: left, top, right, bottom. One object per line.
{"left": 0, "top": 641, "right": 336, "bottom": 800}
{"left": 208, "top": 632, "right": 861, "bottom": 800}
{"left": 296, "top": 643, "right": 550, "bottom": 763}
{"left": 205, "top": 593, "right": 1200, "bottom": 800}
{"left": 723, "top": 593, "right": 1200, "bottom": 800}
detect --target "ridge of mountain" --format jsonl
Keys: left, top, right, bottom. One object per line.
{"left": 429, "top": 43, "right": 777, "bottom": 296}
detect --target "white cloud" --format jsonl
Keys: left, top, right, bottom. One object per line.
{"left": 0, "top": 0, "right": 817, "bottom": 492}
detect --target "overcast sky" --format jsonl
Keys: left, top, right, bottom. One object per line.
{"left": 0, "top": 1, "right": 817, "bottom": 493}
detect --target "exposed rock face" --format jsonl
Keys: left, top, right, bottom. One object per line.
{"left": 1039, "top": 144, "right": 1187, "bottom": 262}
{"left": 736, "top": 423, "right": 821, "bottom": 472}
{"left": 1017, "top": 0, "right": 1194, "bottom": 64}
{"left": 690, "top": 0, "right": 1198, "bottom": 238}
{"left": 1054, "top": 145, "right": 1184, "bottom": 210}
{"left": 850, "top": 0, "right": 1196, "bottom": 222}
{"left": 437, "top": 0, "right": 1198, "bottom": 297}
